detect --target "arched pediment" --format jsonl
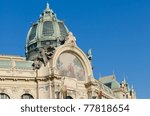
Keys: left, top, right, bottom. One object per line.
{"left": 50, "top": 45, "right": 94, "bottom": 82}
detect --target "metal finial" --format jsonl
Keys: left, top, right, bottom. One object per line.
{"left": 123, "top": 72, "right": 126, "bottom": 83}
{"left": 128, "top": 85, "right": 130, "bottom": 91}
{"left": 46, "top": 2, "right": 50, "bottom": 9}
{"left": 124, "top": 77, "right": 126, "bottom": 83}
{"left": 131, "top": 85, "right": 134, "bottom": 90}
{"left": 112, "top": 70, "right": 115, "bottom": 75}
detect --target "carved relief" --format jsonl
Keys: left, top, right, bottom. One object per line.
{"left": 11, "top": 87, "right": 19, "bottom": 93}
{"left": 23, "top": 89, "right": 31, "bottom": 93}
{"left": 0, "top": 88, "right": 6, "bottom": 93}
{"left": 45, "top": 86, "right": 49, "bottom": 91}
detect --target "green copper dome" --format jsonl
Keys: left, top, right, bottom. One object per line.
{"left": 25, "top": 3, "right": 69, "bottom": 60}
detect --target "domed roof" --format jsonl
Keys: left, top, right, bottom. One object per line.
{"left": 25, "top": 3, "right": 69, "bottom": 60}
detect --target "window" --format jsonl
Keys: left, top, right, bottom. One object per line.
{"left": 21, "top": 94, "right": 34, "bottom": 99}
{"left": 0, "top": 93, "right": 10, "bottom": 99}
{"left": 29, "top": 24, "right": 37, "bottom": 41}
{"left": 41, "top": 40, "right": 53, "bottom": 46}
{"left": 27, "top": 43, "right": 37, "bottom": 51}
{"left": 65, "top": 96, "right": 73, "bottom": 99}
{"left": 92, "top": 96, "right": 97, "bottom": 99}
{"left": 43, "top": 21, "right": 54, "bottom": 36}
{"left": 123, "top": 94, "right": 125, "bottom": 99}
{"left": 58, "top": 22, "right": 68, "bottom": 36}
{"left": 105, "top": 82, "right": 112, "bottom": 89}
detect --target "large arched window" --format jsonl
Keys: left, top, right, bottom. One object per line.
{"left": 0, "top": 93, "right": 10, "bottom": 99}
{"left": 21, "top": 94, "right": 34, "bottom": 99}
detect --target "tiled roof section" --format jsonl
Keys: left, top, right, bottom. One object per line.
{"left": 99, "top": 75, "right": 115, "bottom": 83}
{"left": 99, "top": 75, "right": 120, "bottom": 89}
{"left": 15, "top": 61, "right": 33, "bottom": 70}
{"left": 0, "top": 60, "right": 12, "bottom": 68}
{"left": 99, "top": 81, "right": 119, "bottom": 98}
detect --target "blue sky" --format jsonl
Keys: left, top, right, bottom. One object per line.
{"left": 0, "top": 0, "right": 150, "bottom": 98}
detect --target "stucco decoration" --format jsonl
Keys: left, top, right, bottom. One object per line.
{"left": 32, "top": 47, "right": 55, "bottom": 69}
{"left": 64, "top": 32, "right": 76, "bottom": 46}
{"left": 56, "top": 53, "right": 85, "bottom": 81}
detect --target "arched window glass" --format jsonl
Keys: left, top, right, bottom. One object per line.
{"left": 0, "top": 93, "right": 10, "bottom": 99}
{"left": 21, "top": 94, "right": 34, "bottom": 99}
{"left": 43, "top": 21, "right": 54, "bottom": 36}
{"left": 29, "top": 24, "right": 37, "bottom": 41}
{"left": 58, "top": 22, "right": 68, "bottom": 36}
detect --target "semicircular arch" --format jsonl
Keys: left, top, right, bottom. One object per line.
{"left": 51, "top": 45, "right": 93, "bottom": 82}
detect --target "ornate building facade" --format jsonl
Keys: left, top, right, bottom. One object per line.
{"left": 0, "top": 3, "right": 136, "bottom": 99}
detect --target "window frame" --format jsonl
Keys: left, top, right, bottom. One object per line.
{"left": 21, "top": 94, "right": 34, "bottom": 99}
{"left": 0, "top": 93, "right": 10, "bottom": 99}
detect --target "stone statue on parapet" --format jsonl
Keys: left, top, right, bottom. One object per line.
{"left": 32, "top": 59, "right": 42, "bottom": 70}
{"left": 87, "top": 49, "right": 94, "bottom": 70}
{"left": 87, "top": 49, "right": 93, "bottom": 62}
{"left": 38, "top": 48, "right": 48, "bottom": 66}
{"left": 46, "top": 46, "right": 56, "bottom": 59}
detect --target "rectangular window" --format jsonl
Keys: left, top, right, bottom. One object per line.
{"left": 43, "top": 21, "right": 54, "bottom": 36}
